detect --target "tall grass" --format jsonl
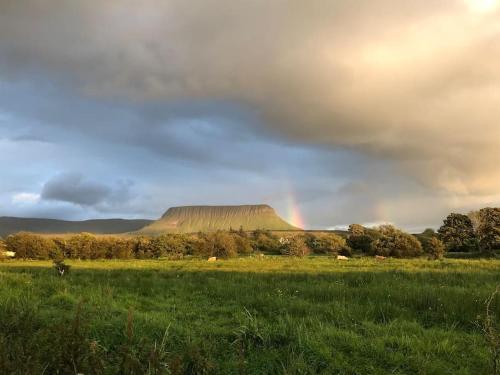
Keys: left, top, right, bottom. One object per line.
{"left": 0, "top": 257, "right": 498, "bottom": 374}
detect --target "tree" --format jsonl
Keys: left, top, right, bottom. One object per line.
{"left": 438, "top": 213, "right": 476, "bottom": 252}
{"left": 417, "top": 228, "right": 437, "bottom": 253}
{"left": 347, "top": 224, "right": 380, "bottom": 252}
{"left": 421, "top": 228, "right": 436, "bottom": 237}
{"left": 468, "top": 210, "right": 481, "bottom": 232}
{"left": 426, "top": 237, "right": 446, "bottom": 260}
{"left": 280, "top": 236, "right": 310, "bottom": 257}
{"left": 305, "top": 233, "right": 349, "bottom": 255}
{"left": 476, "top": 208, "right": 500, "bottom": 255}
{"left": 370, "top": 225, "right": 423, "bottom": 258}
{"left": 199, "top": 231, "right": 238, "bottom": 258}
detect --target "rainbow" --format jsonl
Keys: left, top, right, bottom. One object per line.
{"left": 286, "top": 191, "right": 305, "bottom": 229}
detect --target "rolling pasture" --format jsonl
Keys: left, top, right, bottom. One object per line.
{"left": 0, "top": 257, "right": 499, "bottom": 374}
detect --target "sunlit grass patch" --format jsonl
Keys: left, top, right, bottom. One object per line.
{"left": 0, "top": 257, "right": 498, "bottom": 373}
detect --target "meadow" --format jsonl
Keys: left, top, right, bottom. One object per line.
{"left": 0, "top": 257, "right": 499, "bottom": 374}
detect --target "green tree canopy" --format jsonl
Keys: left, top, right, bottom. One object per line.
{"left": 476, "top": 207, "right": 500, "bottom": 255}
{"left": 438, "top": 213, "right": 476, "bottom": 252}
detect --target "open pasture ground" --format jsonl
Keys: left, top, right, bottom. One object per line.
{"left": 0, "top": 257, "right": 499, "bottom": 374}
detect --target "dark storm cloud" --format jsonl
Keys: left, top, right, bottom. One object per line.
{"left": 41, "top": 173, "right": 112, "bottom": 206}
{"left": 0, "top": 0, "right": 499, "bottom": 228}
{"left": 1, "top": 0, "right": 499, "bottom": 197}
{"left": 41, "top": 173, "right": 134, "bottom": 207}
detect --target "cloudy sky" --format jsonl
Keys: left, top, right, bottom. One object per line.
{"left": 1, "top": 0, "right": 499, "bottom": 231}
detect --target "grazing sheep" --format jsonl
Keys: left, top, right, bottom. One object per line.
{"left": 3, "top": 251, "right": 15, "bottom": 258}
{"left": 336, "top": 255, "right": 348, "bottom": 260}
{"left": 207, "top": 257, "right": 217, "bottom": 262}
{"left": 375, "top": 255, "right": 386, "bottom": 260}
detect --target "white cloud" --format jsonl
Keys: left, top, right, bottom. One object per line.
{"left": 12, "top": 192, "right": 40, "bottom": 204}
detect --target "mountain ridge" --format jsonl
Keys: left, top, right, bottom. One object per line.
{"left": 0, "top": 217, "right": 153, "bottom": 237}
{"left": 139, "top": 204, "right": 299, "bottom": 234}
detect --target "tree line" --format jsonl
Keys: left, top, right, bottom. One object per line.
{"left": 0, "top": 207, "right": 498, "bottom": 260}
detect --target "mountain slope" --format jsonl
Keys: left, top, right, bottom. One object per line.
{"left": 0, "top": 217, "right": 153, "bottom": 237}
{"left": 138, "top": 204, "right": 299, "bottom": 234}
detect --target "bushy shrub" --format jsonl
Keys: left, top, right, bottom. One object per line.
{"left": 417, "top": 228, "right": 447, "bottom": 259}
{"left": 370, "top": 225, "right": 423, "bottom": 258}
{"left": 199, "top": 231, "right": 238, "bottom": 258}
{"left": 134, "top": 236, "right": 154, "bottom": 258}
{"left": 149, "top": 235, "right": 188, "bottom": 258}
{"left": 181, "top": 234, "right": 204, "bottom": 256}
{"left": 426, "top": 237, "right": 446, "bottom": 260}
{"left": 338, "top": 245, "right": 352, "bottom": 257}
{"left": 233, "top": 234, "right": 254, "bottom": 255}
{"left": 53, "top": 259, "right": 71, "bottom": 276}
{"left": 416, "top": 228, "right": 437, "bottom": 253}
{"left": 347, "top": 224, "right": 380, "bottom": 253}
{"left": 107, "top": 238, "right": 135, "bottom": 259}
{"left": 280, "top": 236, "right": 310, "bottom": 257}
{"left": 66, "top": 233, "right": 103, "bottom": 259}
{"left": 48, "top": 234, "right": 135, "bottom": 260}
{"left": 438, "top": 213, "right": 476, "bottom": 252}
{"left": 305, "top": 233, "right": 349, "bottom": 255}
{"left": 251, "top": 230, "right": 281, "bottom": 254}
{"left": 476, "top": 207, "right": 500, "bottom": 255}
{"left": 5, "top": 232, "right": 58, "bottom": 260}
{"left": 50, "top": 238, "right": 67, "bottom": 260}
{"left": 0, "top": 239, "right": 6, "bottom": 261}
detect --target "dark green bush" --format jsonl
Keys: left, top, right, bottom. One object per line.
{"left": 476, "top": 207, "right": 500, "bottom": 255}
{"left": 416, "top": 228, "right": 437, "bottom": 253}
{"left": 370, "top": 225, "right": 423, "bottom": 258}
{"left": 347, "top": 224, "right": 380, "bottom": 253}
{"left": 305, "top": 233, "right": 349, "bottom": 255}
{"left": 438, "top": 213, "right": 476, "bottom": 252}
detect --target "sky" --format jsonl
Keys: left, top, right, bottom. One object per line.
{"left": 0, "top": 0, "right": 499, "bottom": 231}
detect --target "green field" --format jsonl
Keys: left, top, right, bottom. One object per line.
{"left": 0, "top": 257, "right": 499, "bottom": 374}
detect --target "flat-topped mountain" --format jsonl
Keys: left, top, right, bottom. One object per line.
{"left": 138, "top": 204, "right": 299, "bottom": 234}
{"left": 0, "top": 217, "right": 153, "bottom": 237}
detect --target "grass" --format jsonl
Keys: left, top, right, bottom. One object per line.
{"left": 0, "top": 257, "right": 499, "bottom": 374}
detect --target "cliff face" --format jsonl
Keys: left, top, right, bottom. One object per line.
{"left": 139, "top": 204, "right": 299, "bottom": 234}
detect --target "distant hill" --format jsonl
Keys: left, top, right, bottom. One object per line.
{"left": 0, "top": 217, "right": 153, "bottom": 237}
{"left": 138, "top": 204, "right": 299, "bottom": 234}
